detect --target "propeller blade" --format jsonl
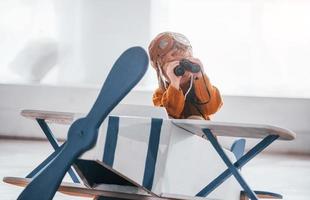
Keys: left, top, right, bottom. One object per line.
{"left": 17, "top": 46, "right": 148, "bottom": 200}
{"left": 86, "top": 46, "right": 148, "bottom": 128}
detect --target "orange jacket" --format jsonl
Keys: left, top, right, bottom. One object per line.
{"left": 153, "top": 74, "right": 223, "bottom": 119}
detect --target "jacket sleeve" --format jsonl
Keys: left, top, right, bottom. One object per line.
{"left": 193, "top": 74, "right": 223, "bottom": 115}
{"left": 152, "top": 86, "right": 185, "bottom": 118}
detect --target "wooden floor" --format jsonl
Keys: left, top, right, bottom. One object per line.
{"left": 1, "top": 138, "right": 310, "bottom": 200}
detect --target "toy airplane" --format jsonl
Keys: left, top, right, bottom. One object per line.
{"left": 3, "top": 47, "right": 296, "bottom": 200}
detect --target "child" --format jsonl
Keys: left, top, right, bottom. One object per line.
{"left": 148, "top": 32, "right": 223, "bottom": 120}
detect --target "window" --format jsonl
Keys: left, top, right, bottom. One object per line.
{"left": 150, "top": 0, "right": 310, "bottom": 98}
{"left": 0, "top": 0, "right": 57, "bottom": 83}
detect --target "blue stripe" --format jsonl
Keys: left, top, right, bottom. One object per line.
{"left": 142, "top": 118, "right": 163, "bottom": 190}
{"left": 103, "top": 116, "right": 119, "bottom": 166}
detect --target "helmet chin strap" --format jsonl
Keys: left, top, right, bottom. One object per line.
{"left": 157, "top": 61, "right": 168, "bottom": 89}
{"left": 184, "top": 74, "right": 194, "bottom": 100}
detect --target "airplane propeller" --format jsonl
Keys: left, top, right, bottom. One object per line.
{"left": 17, "top": 46, "right": 149, "bottom": 200}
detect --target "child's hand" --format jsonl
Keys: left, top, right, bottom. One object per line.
{"left": 163, "top": 60, "right": 182, "bottom": 90}
{"left": 186, "top": 57, "right": 204, "bottom": 78}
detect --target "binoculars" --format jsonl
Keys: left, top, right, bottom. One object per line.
{"left": 174, "top": 59, "right": 201, "bottom": 76}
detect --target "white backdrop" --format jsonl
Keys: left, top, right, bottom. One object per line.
{"left": 151, "top": 0, "right": 310, "bottom": 98}
{"left": 0, "top": 0, "right": 310, "bottom": 98}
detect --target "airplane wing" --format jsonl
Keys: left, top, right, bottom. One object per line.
{"left": 172, "top": 119, "right": 296, "bottom": 140}
{"left": 20, "top": 104, "right": 168, "bottom": 125}
{"left": 3, "top": 177, "right": 218, "bottom": 200}
{"left": 21, "top": 109, "right": 78, "bottom": 125}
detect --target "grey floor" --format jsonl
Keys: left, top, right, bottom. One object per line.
{"left": 1, "top": 138, "right": 310, "bottom": 200}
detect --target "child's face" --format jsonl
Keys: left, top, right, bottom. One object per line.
{"left": 161, "top": 49, "right": 193, "bottom": 86}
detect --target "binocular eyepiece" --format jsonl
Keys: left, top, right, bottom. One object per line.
{"left": 174, "top": 59, "right": 201, "bottom": 76}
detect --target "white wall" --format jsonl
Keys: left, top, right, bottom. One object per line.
{"left": 0, "top": 0, "right": 154, "bottom": 87}
{"left": 54, "top": 0, "right": 152, "bottom": 86}
{"left": 0, "top": 83, "right": 309, "bottom": 154}
{"left": 1, "top": 0, "right": 310, "bottom": 98}
{"left": 153, "top": 0, "right": 310, "bottom": 98}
